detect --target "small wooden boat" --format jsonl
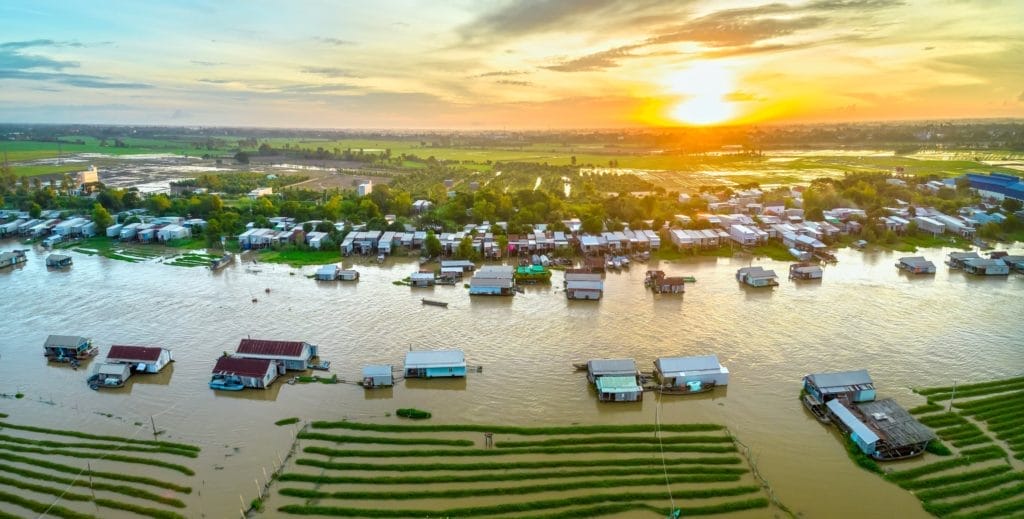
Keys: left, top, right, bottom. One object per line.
{"left": 658, "top": 381, "right": 716, "bottom": 395}
{"left": 308, "top": 359, "right": 331, "bottom": 371}
{"left": 209, "top": 374, "right": 245, "bottom": 391}
{"left": 421, "top": 298, "right": 448, "bottom": 307}
{"left": 802, "top": 394, "right": 831, "bottom": 423}
{"left": 572, "top": 363, "right": 588, "bottom": 371}
{"left": 210, "top": 253, "right": 233, "bottom": 270}
{"left": 681, "top": 276, "right": 696, "bottom": 283}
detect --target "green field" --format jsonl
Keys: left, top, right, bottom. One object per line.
{"left": 263, "top": 420, "right": 778, "bottom": 517}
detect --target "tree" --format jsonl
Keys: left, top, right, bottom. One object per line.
{"left": 455, "top": 235, "right": 477, "bottom": 260}
{"left": 978, "top": 222, "right": 1002, "bottom": 240}
{"left": 28, "top": 202, "right": 41, "bottom": 218}
{"left": 146, "top": 194, "right": 172, "bottom": 215}
{"left": 234, "top": 151, "right": 250, "bottom": 164}
{"left": 424, "top": 231, "right": 442, "bottom": 258}
{"left": 91, "top": 203, "right": 113, "bottom": 235}
{"left": 1003, "top": 198, "right": 1023, "bottom": 213}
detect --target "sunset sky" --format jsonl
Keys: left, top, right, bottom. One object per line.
{"left": 1, "top": 0, "right": 1022, "bottom": 128}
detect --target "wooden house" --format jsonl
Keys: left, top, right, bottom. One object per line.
{"left": 788, "top": 263, "right": 823, "bottom": 280}
{"left": 211, "top": 357, "right": 278, "bottom": 389}
{"left": 105, "top": 345, "right": 173, "bottom": 374}
{"left": 947, "top": 251, "right": 982, "bottom": 269}
{"left": 410, "top": 272, "right": 436, "bottom": 287}
{"left": 652, "top": 276, "right": 685, "bottom": 294}
{"left": 44, "top": 335, "right": 98, "bottom": 362}
{"left": 654, "top": 355, "right": 729, "bottom": 387}
{"left": 587, "top": 359, "right": 642, "bottom": 402}
{"left": 803, "top": 370, "right": 876, "bottom": 405}
{"left": 469, "top": 266, "right": 514, "bottom": 296}
{"left": 234, "top": 338, "right": 315, "bottom": 371}
{"left": 0, "top": 250, "right": 27, "bottom": 269}
{"left": 404, "top": 350, "right": 466, "bottom": 378}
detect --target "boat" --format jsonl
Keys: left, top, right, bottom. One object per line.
{"left": 658, "top": 381, "right": 716, "bottom": 395}
{"left": 308, "top": 359, "right": 331, "bottom": 371}
{"left": 209, "top": 374, "right": 245, "bottom": 391}
{"left": 421, "top": 298, "right": 448, "bottom": 307}
{"left": 514, "top": 264, "right": 552, "bottom": 283}
{"left": 802, "top": 394, "right": 831, "bottom": 424}
{"left": 210, "top": 253, "right": 234, "bottom": 270}
{"left": 572, "top": 363, "right": 588, "bottom": 371}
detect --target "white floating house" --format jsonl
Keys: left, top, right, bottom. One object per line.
{"left": 105, "top": 345, "right": 173, "bottom": 374}
{"left": 362, "top": 364, "right": 394, "bottom": 388}
{"left": 587, "top": 358, "right": 642, "bottom": 402}
{"left": 654, "top": 355, "right": 729, "bottom": 388}
{"left": 403, "top": 350, "right": 466, "bottom": 378}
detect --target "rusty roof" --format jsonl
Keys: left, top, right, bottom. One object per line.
{"left": 236, "top": 339, "right": 306, "bottom": 357}
{"left": 107, "top": 345, "right": 166, "bottom": 362}
{"left": 212, "top": 357, "right": 273, "bottom": 378}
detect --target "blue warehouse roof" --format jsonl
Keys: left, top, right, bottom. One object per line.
{"left": 827, "top": 400, "right": 880, "bottom": 445}
{"left": 965, "top": 173, "right": 1024, "bottom": 200}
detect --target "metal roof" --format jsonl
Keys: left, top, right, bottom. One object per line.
{"left": 474, "top": 265, "right": 514, "bottom": 279}
{"left": 596, "top": 376, "right": 643, "bottom": 393}
{"left": 362, "top": 364, "right": 393, "bottom": 377}
{"left": 107, "top": 345, "right": 166, "bottom": 363}
{"left": 236, "top": 339, "right": 308, "bottom": 358}
{"left": 567, "top": 280, "right": 604, "bottom": 290}
{"left": 858, "top": 399, "right": 935, "bottom": 448}
{"left": 806, "top": 370, "right": 874, "bottom": 393}
{"left": 96, "top": 363, "right": 131, "bottom": 377}
{"left": 899, "top": 256, "right": 934, "bottom": 268}
{"left": 212, "top": 356, "right": 274, "bottom": 377}
{"left": 405, "top": 349, "right": 465, "bottom": 368}
{"left": 656, "top": 355, "right": 722, "bottom": 374}
{"left": 470, "top": 277, "right": 512, "bottom": 288}
{"left": 44, "top": 335, "right": 89, "bottom": 349}
{"left": 827, "top": 400, "right": 880, "bottom": 445}
{"left": 588, "top": 359, "right": 637, "bottom": 376}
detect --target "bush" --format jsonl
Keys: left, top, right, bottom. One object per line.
{"left": 275, "top": 417, "right": 300, "bottom": 426}
{"left": 925, "top": 441, "right": 952, "bottom": 456}
{"left": 396, "top": 408, "right": 431, "bottom": 419}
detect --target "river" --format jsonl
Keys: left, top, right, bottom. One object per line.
{"left": 0, "top": 242, "right": 1021, "bottom": 518}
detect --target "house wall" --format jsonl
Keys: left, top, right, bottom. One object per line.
{"left": 425, "top": 366, "right": 467, "bottom": 378}
{"left": 598, "top": 390, "right": 642, "bottom": 402}
{"left": 568, "top": 289, "right": 601, "bottom": 300}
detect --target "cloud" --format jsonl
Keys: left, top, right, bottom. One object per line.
{"left": 301, "top": 66, "right": 357, "bottom": 78}
{"left": 197, "top": 78, "right": 232, "bottom": 84}
{"left": 0, "top": 39, "right": 85, "bottom": 49}
{"left": 314, "top": 37, "right": 354, "bottom": 46}
{"left": 191, "top": 60, "right": 224, "bottom": 66}
{"left": 649, "top": 12, "right": 829, "bottom": 47}
{"left": 544, "top": 44, "right": 642, "bottom": 72}
{"left": 276, "top": 83, "right": 357, "bottom": 94}
{"left": 0, "top": 42, "right": 149, "bottom": 89}
{"left": 472, "top": 70, "right": 528, "bottom": 78}
{"left": 496, "top": 80, "right": 532, "bottom": 86}
{"left": 0, "top": 69, "right": 150, "bottom": 89}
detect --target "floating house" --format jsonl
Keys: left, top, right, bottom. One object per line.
{"left": 234, "top": 339, "right": 315, "bottom": 371}
{"left": 654, "top": 355, "right": 730, "bottom": 387}
{"left": 362, "top": 364, "right": 394, "bottom": 388}
{"left": 0, "top": 250, "right": 27, "bottom": 269}
{"left": 962, "top": 258, "right": 1010, "bottom": 276}
{"left": 211, "top": 357, "right": 278, "bottom": 389}
{"left": 826, "top": 398, "right": 935, "bottom": 460}
{"left": 789, "top": 263, "right": 823, "bottom": 280}
{"left": 736, "top": 266, "right": 779, "bottom": 287}
{"left": 440, "top": 260, "right": 476, "bottom": 272}
{"left": 88, "top": 363, "right": 132, "bottom": 389}
{"left": 566, "top": 279, "right": 604, "bottom": 300}
{"left": 338, "top": 269, "right": 359, "bottom": 281}
{"left": 403, "top": 349, "right": 466, "bottom": 378}
{"left": 410, "top": 271, "right": 436, "bottom": 287}
{"left": 469, "top": 265, "right": 515, "bottom": 296}
{"left": 46, "top": 254, "right": 73, "bottom": 268}
{"left": 946, "top": 251, "right": 982, "bottom": 269}
{"left": 896, "top": 256, "right": 936, "bottom": 274}
{"left": 105, "top": 345, "right": 173, "bottom": 374}
{"left": 514, "top": 264, "right": 552, "bottom": 283}
{"left": 803, "top": 370, "right": 876, "bottom": 405}
{"left": 315, "top": 264, "right": 339, "bottom": 281}
{"left": 652, "top": 276, "right": 686, "bottom": 294}
{"left": 44, "top": 335, "right": 98, "bottom": 362}
{"left": 587, "top": 359, "right": 642, "bottom": 402}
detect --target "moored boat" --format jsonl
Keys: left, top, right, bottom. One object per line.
{"left": 422, "top": 298, "right": 449, "bottom": 307}
{"left": 209, "top": 374, "right": 245, "bottom": 391}
{"left": 658, "top": 381, "right": 716, "bottom": 395}
{"left": 210, "top": 253, "right": 234, "bottom": 270}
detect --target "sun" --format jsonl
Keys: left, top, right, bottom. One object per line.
{"left": 663, "top": 61, "right": 738, "bottom": 126}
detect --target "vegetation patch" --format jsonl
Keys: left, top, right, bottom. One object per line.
{"left": 926, "top": 440, "right": 953, "bottom": 456}
{"left": 298, "top": 432, "right": 471, "bottom": 446}
{"left": 395, "top": 408, "right": 431, "bottom": 420}
{"left": 495, "top": 435, "right": 733, "bottom": 448}
{"left": 0, "top": 442, "right": 195, "bottom": 475}
{"left": 0, "top": 421, "right": 199, "bottom": 452}
{"left": 295, "top": 455, "right": 743, "bottom": 472}
{"left": 0, "top": 452, "right": 191, "bottom": 492}
{"left": 0, "top": 489, "right": 94, "bottom": 519}
{"left": 275, "top": 417, "right": 300, "bottom": 426}
{"left": 0, "top": 461, "right": 185, "bottom": 507}
{"left": 310, "top": 420, "right": 723, "bottom": 435}
{"left": 304, "top": 443, "right": 735, "bottom": 459}
{"left": 909, "top": 403, "right": 943, "bottom": 415}
{"left": 278, "top": 465, "right": 747, "bottom": 485}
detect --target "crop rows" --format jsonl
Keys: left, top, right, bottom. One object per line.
{"left": 0, "top": 416, "right": 198, "bottom": 518}
{"left": 873, "top": 376, "right": 1024, "bottom": 517}
{"left": 267, "top": 421, "right": 774, "bottom": 517}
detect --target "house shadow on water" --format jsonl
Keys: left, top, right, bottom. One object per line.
{"left": 403, "top": 377, "right": 468, "bottom": 391}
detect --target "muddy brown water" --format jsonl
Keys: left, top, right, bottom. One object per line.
{"left": 0, "top": 241, "right": 1021, "bottom": 518}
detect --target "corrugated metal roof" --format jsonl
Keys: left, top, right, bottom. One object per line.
{"left": 212, "top": 356, "right": 273, "bottom": 377}
{"left": 827, "top": 400, "right": 880, "bottom": 445}
{"left": 96, "top": 363, "right": 131, "bottom": 377}
{"left": 588, "top": 359, "right": 637, "bottom": 376}
{"left": 44, "top": 335, "right": 88, "bottom": 349}
{"left": 858, "top": 399, "right": 935, "bottom": 448}
{"left": 807, "top": 370, "right": 874, "bottom": 392}
{"left": 596, "top": 376, "right": 642, "bottom": 392}
{"left": 405, "top": 350, "right": 465, "bottom": 368}
{"left": 236, "top": 339, "right": 307, "bottom": 358}
{"left": 656, "top": 355, "right": 722, "bottom": 374}
{"left": 107, "top": 345, "right": 165, "bottom": 362}
{"left": 567, "top": 280, "right": 604, "bottom": 290}
{"left": 362, "top": 364, "right": 392, "bottom": 377}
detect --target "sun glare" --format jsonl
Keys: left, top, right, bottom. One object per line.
{"left": 664, "top": 61, "right": 738, "bottom": 126}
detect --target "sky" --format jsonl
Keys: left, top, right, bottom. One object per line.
{"left": 0, "top": 0, "right": 1022, "bottom": 129}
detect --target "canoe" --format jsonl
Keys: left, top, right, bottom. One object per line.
{"left": 422, "top": 298, "right": 448, "bottom": 307}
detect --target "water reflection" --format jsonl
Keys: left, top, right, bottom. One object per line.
{"left": 404, "top": 378, "right": 468, "bottom": 391}
{"left": 362, "top": 387, "right": 394, "bottom": 400}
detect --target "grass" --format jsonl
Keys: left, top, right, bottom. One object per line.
{"left": 295, "top": 455, "right": 743, "bottom": 472}
{"left": 924, "top": 482, "right": 1024, "bottom": 517}
{"left": 309, "top": 420, "right": 723, "bottom": 435}
{"left": 278, "top": 465, "right": 748, "bottom": 485}
{"left": 395, "top": 408, "right": 431, "bottom": 419}
{"left": 918, "top": 413, "right": 969, "bottom": 428}
{"left": 0, "top": 421, "right": 199, "bottom": 452}
{"left": 92, "top": 499, "right": 185, "bottom": 519}
{"left": 945, "top": 496, "right": 1024, "bottom": 519}
{"left": 953, "top": 391, "right": 1024, "bottom": 412}
{"left": 298, "top": 432, "right": 472, "bottom": 446}
{"left": 0, "top": 452, "right": 192, "bottom": 493}
{"left": 916, "top": 376, "right": 1024, "bottom": 397}
{"left": 257, "top": 248, "right": 341, "bottom": 267}
{"left": 914, "top": 470, "right": 1024, "bottom": 500}
{"left": 0, "top": 473, "right": 91, "bottom": 501}
{"left": 923, "top": 380, "right": 1024, "bottom": 402}
{"left": 304, "top": 443, "right": 736, "bottom": 458}
{"left": 277, "top": 487, "right": 763, "bottom": 517}
{"left": 887, "top": 446, "right": 1007, "bottom": 483}
{"left": 495, "top": 435, "right": 733, "bottom": 447}
{"left": 909, "top": 403, "right": 944, "bottom": 415}
{"left": 0, "top": 442, "right": 195, "bottom": 475}
{"left": 0, "top": 461, "right": 185, "bottom": 507}
{"left": 926, "top": 440, "right": 954, "bottom": 456}
{"left": 0, "top": 489, "right": 95, "bottom": 519}
{"left": 898, "top": 466, "right": 1013, "bottom": 491}
{"left": 275, "top": 417, "right": 300, "bottom": 426}
{"left": 0, "top": 433, "right": 198, "bottom": 457}
{"left": 750, "top": 241, "right": 793, "bottom": 261}
{"left": 844, "top": 435, "right": 882, "bottom": 474}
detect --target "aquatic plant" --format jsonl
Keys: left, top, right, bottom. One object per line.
{"left": 0, "top": 461, "right": 185, "bottom": 507}
{"left": 914, "top": 470, "right": 1023, "bottom": 500}
{"left": 953, "top": 391, "right": 1024, "bottom": 412}
{"left": 908, "top": 403, "right": 944, "bottom": 415}
{"left": 951, "top": 435, "right": 991, "bottom": 448}
{"left": 310, "top": 420, "right": 723, "bottom": 435}
{"left": 295, "top": 455, "right": 743, "bottom": 472}
{"left": 0, "top": 421, "right": 199, "bottom": 452}
{"left": 0, "top": 489, "right": 94, "bottom": 519}
{"left": 925, "top": 440, "right": 953, "bottom": 456}
{"left": 275, "top": 417, "right": 300, "bottom": 426}
{"left": 93, "top": 499, "right": 186, "bottom": 519}
{"left": 278, "top": 465, "right": 747, "bottom": 485}
{"left": 916, "top": 376, "right": 1024, "bottom": 397}
{"left": 303, "top": 443, "right": 736, "bottom": 458}
{"left": 843, "top": 436, "right": 882, "bottom": 474}
{"left": 923, "top": 482, "right": 1024, "bottom": 517}
{"left": 298, "top": 432, "right": 471, "bottom": 446}
{"left": 0, "top": 443, "right": 194, "bottom": 475}
{"left": 0, "top": 452, "right": 191, "bottom": 493}
{"left": 0, "top": 473, "right": 91, "bottom": 501}
{"left": 918, "top": 413, "right": 969, "bottom": 428}
{"left": 0, "top": 433, "right": 198, "bottom": 458}
{"left": 395, "top": 408, "right": 431, "bottom": 419}
{"left": 898, "top": 465, "right": 1012, "bottom": 490}
{"left": 944, "top": 496, "right": 1024, "bottom": 519}
{"left": 887, "top": 446, "right": 1007, "bottom": 483}
{"left": 494, "top": 434, "right": 732, "bottom": 448}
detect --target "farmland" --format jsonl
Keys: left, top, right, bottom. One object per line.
{"left": 259, "top": 420, "right": 782, "bottom": 518}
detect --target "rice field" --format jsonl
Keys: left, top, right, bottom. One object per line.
{"left": 260, "top": 420, "right": 777, "bottom": 518}
{"left": 861, "top": 376, "right": 1024, "bottom": 517}
{"left": 0, "top": 415, "right": 199, "bottom": 518}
